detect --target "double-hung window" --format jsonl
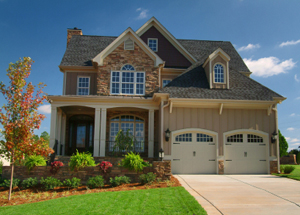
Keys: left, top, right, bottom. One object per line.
{"left": 111, "top": 64, "right": 145, "bottom": 95}
{"left": 77, "top": 77, "right": 90, "bottom": 95}
{"left": 148, "top": 38, "right": 158, "bottom": 52}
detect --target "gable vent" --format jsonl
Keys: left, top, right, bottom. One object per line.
{"left": 124, "top": 39, "right": 134, "bottom": 50}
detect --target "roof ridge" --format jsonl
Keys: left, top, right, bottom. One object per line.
{"left": 72, "top": 35, "right": 118, "bottom": 38}
{"left": 178, "top": 38, "right": 230, "bottom": 42}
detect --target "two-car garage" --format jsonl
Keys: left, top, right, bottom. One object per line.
{"left": 171, "top": 129, "right": 269, "bottom": 174}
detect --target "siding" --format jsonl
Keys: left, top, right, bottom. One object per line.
{"left": 66, "top": 72, "right": 97, "bottom": 95}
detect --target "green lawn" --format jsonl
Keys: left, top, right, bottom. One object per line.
{"left": 273, "top": 164, "right": 300, "bottom": 180}
{"left": 0, "top": 187, "right": 207, "bottom": 215}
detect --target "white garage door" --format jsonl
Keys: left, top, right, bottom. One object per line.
{"left": 172, "top": 132, "right": 216, "bottom": 174}
{"left": 225, "top": 133, "right": 268, "bottom": 174}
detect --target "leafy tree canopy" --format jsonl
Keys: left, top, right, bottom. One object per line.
{"left": 279, "top": 129, "right": 288, "bottom": 157}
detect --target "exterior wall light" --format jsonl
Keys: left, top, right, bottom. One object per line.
{"left": 165, "top": 128, "right": 171, "bottom": 141}
{"left": 159, "top": 148, "right": 164, "bottom": 161}
{"left": 271, "top": 131, "right": 278, "bottom": 143}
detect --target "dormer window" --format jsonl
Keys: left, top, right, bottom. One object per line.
{"left": 214, "top": 64, "right": 225, "bottom": 83}
{"left": 148, "top": 38, "right": 158, "bottom": 52}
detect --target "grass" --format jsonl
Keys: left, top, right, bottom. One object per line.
{"left": 273, "top": 164, "right": 300, "bottom": 180}
{"left": 0, "top": 187, "right": 207, "bottom": 215}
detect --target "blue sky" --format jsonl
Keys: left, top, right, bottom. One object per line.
{"left": 0, "top": 0, "right": 300, "bottom": 151}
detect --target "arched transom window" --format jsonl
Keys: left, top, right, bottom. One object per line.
{"left": 214, "top": 64, "right": 224, "bottom": 83}
{"left": 175, "top": 133, "right": 214, "bottom": 143}
{"left": 111, "top": 64, "right": 145, "bottom": 95}
{"left": 110, "top": 115, "right": 144, "bottom": 152}
{"left": 227, "top": 133, "right": 263, "bottom": 143}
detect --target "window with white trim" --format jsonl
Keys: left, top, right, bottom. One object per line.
{"left": 111, "top": 65, "right": 145, "bottom": 95}
{"left": 148, "top": 38, "right": 158, "bottom": 52}
{"left": 162, "top": 79, "right": 171, "bottom": 87}
{"left": 109, "top": 115, "right": 144, "bottom": 152}
{"left": 77, "top": 77, "right": 90, "bottom": 95}
{"left": 214, "top": 64, "right": 224, "bottom": 83}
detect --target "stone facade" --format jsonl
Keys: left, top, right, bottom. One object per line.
{"left": 218, "top": 160, "right": 224, "bottom": 174}
{"left": 270, "top": 161, "right": 278, "bottom": 174}
{"left": 97, "top": 42, "right": 159, "bottom": 96}
{"left": 153, "top": 160, "right": 171, "bottom": 180}
{"left": 280, "top": 154, "right": 297, "bottom": 165}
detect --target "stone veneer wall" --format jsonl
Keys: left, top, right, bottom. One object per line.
{"left": 218, "top": 160, "right": 224, "bottom": 174}
{"left": 270, "top": 161, "right": 278, "bottom": 174}
{"left": 280, "top": 154, "right": 297, "bottom": 165}
{"left": 2, "top": 161, "right": 171, "bottom": 184}
{"left": 97, "top": 42, "right": 159, "bottom": 96}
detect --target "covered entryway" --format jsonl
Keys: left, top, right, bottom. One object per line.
{"left": 224, "top": 130, "right": 269, "bottom": 174}
{"left": 171, "top": 129, "right": 217, "bottom": 174}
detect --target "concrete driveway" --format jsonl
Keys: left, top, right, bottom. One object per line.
{"left": 175, "top": 175, "right": 300, "bottom": 215}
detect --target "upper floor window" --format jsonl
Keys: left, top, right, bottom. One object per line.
{"left": 77, "top": 77, "right": 90, "bottom": 95}
{"left": 111, "top": 65, "right": 145, "bottom": 95}
{"left": 148, "top": 38, "right": 158, "bottom": 52}
{"left": 162, "top": 79, "right": 171, "bottom": 87}
{"left": 214, "top": 64, "right": 224, "bottom": 83}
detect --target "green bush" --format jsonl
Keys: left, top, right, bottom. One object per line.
{"left": 120, "top": 152, "right": 149, "bottom": 172}
{"left": 69, "top": 150, "right": 95, "bottom": 171}
{"left": 0, "top": 178, "right": 21, "bottom": 188}
{"left": 0, "top": 160, "right": 3, "bottom": 174}
{"left": 40, "top": 177, "right": 62, "bottom": 190}
{"left": 283, "top": 165, "right": 295, "bottom": 174}
{"left": 25, "top": 155, "right": 47, "bottom": 171}
{"left": 86, "top": 176, "right": 104, "bottom": 189}
{"left": 21, "top": 177, "right": 39, "bottom": 188}
{"left": 109, "top": 176, "right": 131, "bottom": 187}
{"left": 139, "top": 172, "right": 156, "bottom": 185}
{"left": 280, "top": 165, "right": 285, "bottom": 173}
{"left": 63, "top": 177, "right": 81, "bottom": 189}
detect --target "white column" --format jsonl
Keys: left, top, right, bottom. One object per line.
{"left": 56, "top": 108, "right": 62, "bottom": 155}
{"left": 61, "top": 113, "right": 66, "bottom": 155}
{"left": 148, "top": 109, "right": 155, "bottom": 158}
{"left": 100, "top": 108, "right": 107, "bottom": 157}
{"left": 94, "top": 107, "right": 101, "bottom": 157}
{"left": 50, "top": 106, "right": 57, "bottom": 149}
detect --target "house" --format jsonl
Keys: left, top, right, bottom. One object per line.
{"left": 48, "top": 17, "right": 285, "bottom": 174}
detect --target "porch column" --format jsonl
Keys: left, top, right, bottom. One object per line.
{"left": 100, "top": 108, "right": 107, "bottom": 157}
{"left": 49, "top": 106, "right": 57, "bottom": 149}
{"left": 148, "top": 109, "right": 155, "bottom": 158}
{"left": 93, "top": 107, "right": 101, "bottom": 157}
{"left": 61, "top": 113, "right": 66, "bottom": 155}
{"left": 56, "top": 108, "right": 62, "bottom": 155}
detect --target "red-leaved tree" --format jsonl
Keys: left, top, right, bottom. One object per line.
{"left": 0, "top": 57, "right": 54, "bottom": 200}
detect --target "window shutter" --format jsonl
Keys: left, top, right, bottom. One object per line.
{"left": 124, "top": 39, "right": 134, "bottom": 50}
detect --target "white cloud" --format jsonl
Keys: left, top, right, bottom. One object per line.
{"left": 296, "top": 97, "right": 300, "bottom": 100}
{"left": 279, "top": 39, "right": 300, "bottom": 47}
{"left": 287, "top": 127, "right": 295, "bottom": 131}
{"left": 291, "top": 143, "right": 300, "bottom": 146}
{"left": 286, "top": 137, "right": 291, "bottom": 141}
{"left": 290, "top": 113, "right": 296, "bottom": 117}
{"left": 136, "top": 8, "right": 148, "bottom": 20}
{"left": 38, "top": 105, "right": 51, "bottom": 114}
{"left": 291, "top": 138, "right": 300, "bottom": 143}
{"left": 243, "top": 57, "right": 296, "bottom": 77}
{"left": 238, "top": 44, "right": 260, "bottom": 51}
{"left": 295, "top": 74, "right": 299, "bottom": 82}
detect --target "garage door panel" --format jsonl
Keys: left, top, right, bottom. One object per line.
{"left": 172, "top": 159, "right": 182, "bottom": 174}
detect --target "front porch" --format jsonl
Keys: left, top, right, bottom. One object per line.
{"left": 49, "top": 104, "right": 160, "bottom": 158}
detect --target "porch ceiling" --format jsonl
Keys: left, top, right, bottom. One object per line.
{"left": 60, "top": 106, "right": 95, "bottom": 115}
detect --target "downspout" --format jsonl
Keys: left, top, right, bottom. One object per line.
{"left": 272, "top": 104, "right": 280, "bottom": 173}
{"left": 160, "top": 100, "right": 170, "bottom": 151}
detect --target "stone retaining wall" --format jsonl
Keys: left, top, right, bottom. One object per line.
{"left": 280, "top": 154, "right": 297, "bottom": 165}
{"left": 2, "top": 161, "right": 171, "bottom": 184}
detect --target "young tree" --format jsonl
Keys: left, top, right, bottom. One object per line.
{"left": 279, "top": 129, "right": 288, "bottom": 157}
{"left": 0, "top": 57, "right": 54, "bottom": 200}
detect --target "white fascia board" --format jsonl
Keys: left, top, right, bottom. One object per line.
{"left": 136, "top": 17, "right": 197, "bottom": 64}
{"left": 203, "top": 48, "right": 231, "bottom": 68}
{"left": 92, "top": 27, "right": 163, "bottom": 67}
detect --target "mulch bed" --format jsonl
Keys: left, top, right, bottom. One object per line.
{"left": 0, "top": 176, "right": 181, "bottom": 206}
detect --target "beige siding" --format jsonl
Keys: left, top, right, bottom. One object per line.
{"left": 66, "top": 72, "right": 97, "bottom": 95}
{"left": 163, "top": 107, "right": 276, "bottom": 156}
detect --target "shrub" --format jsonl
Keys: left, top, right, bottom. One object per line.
{"left": 0, "top": 178, "right": 21, "bottom": 188}
{"left": 139, "top": 172, "right": 156, "bottom": 185}
{"left": 120, "top": 152, "right": 149, "bottom": 172}
{"left": 50, "top": 161, "right": 64, "bottom": 174}
{"left": 86, "top": 176, "right": 104, "bottom": 189}
{"left": 109, "top": 176, "right": 131, "bottom": 187}
{"left": 40, "top": 177, "right": 62, "bottom": 190}
{"left": 69, "top": 150, "right": 95, "bottom": 171}
{"left": 113, "top": 129, "right": 135, "bottom": 154}
{"left": 25, "top": 155, "right": 46, "bottom": 171}
{"left": 98, "top": 161, "right": 113, "bottom": 173}
{"left": 283, "top": 165, "right": 295, "bottom": 174}
{"left": 280, "top": 165, "right": 285, "bottom": 173}
{"left": 63, "top": 177, "right": 81, "bottom": 189}
{"left": 21, "top": 177, "right": 39, "bottom": 189}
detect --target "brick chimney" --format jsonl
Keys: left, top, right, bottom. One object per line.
{"left": 67, "top": 27, "right": 82, "bottom": 47}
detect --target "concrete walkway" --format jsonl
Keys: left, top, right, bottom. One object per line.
{"left": 175, "top": 175, "right": 300, "bottom": 215}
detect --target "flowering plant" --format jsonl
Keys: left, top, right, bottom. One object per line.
{"left": 98, "top": 161, "right": 113, "bottom": 173}
{"left": 50, "top": 161, "right": 64, "bottom": 174}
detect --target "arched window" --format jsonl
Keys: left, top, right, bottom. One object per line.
{"left": 109, "top": 115, "right": 144, "bottom": 152}
{"left": 121, "top": 64, "right": 135, "bottom": 71}
{"left": 214, "top": 64, "right": 224, "bottom": 83}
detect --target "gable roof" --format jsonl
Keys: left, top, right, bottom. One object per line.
{"left": 159, "top": 63, "right": 283, "bottom": 101}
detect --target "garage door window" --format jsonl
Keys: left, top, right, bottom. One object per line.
{"left": 197, "top": 133, "right": 213, "bottom": 142}
{"left": 227, "top": 134, "right": 243, "bottom": 142}
{"left": 175, "top": 133, "right": 192, "bottom": 142}
{"left": 247, "top": 134, "right": 263, "bottom": 143}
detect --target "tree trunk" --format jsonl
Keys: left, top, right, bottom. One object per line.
{"left": 8, "top": 150, "right": 14, "bottom": 201}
